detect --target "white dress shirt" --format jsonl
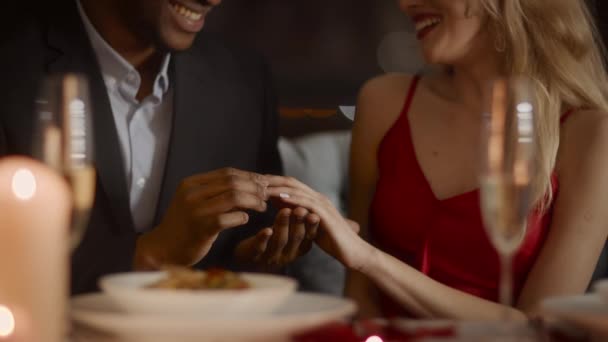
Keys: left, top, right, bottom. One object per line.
{"left": 77, "top": 1, "right": 173, "bottom": 232}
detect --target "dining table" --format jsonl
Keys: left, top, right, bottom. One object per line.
{"left": 69, "top": 316, "right": 607, "bottom": 342}
{"left": 61, "top": 267, "right": 608, "bottom": 342}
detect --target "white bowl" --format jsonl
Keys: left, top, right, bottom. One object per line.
{"left": 99, "top": 271, "right": 297, "bottom": 317}
{"left": 594, "top": 279, "right": 608, "bottom": 302}
{"left": 71, "top": 292, "right": 357, "bottom": 340}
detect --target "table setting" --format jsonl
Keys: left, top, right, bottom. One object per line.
{"left": 69, "top": 268, "right": 356, "bottom": 341}
{"left": 65, "top": 274, "right": 608, "bottom": 342}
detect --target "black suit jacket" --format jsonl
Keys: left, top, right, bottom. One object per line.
{"left": 0, "top": 0, "right": 282, "bottom": 294}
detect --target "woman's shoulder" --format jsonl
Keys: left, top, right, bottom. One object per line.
{"left": 561, "top": 109, "right": 608, "bottom": 143}
{"left": 558, "top": 109, "right": 608, "bottom": 173}
{"left": 356, "top": 71, "right": 444, "bottom": 113}
{"left": 358, "top": 73, "right": 417, "bottom": 104}
{"left": 349, "top": 74, "right": 421, "bottom": 192}
{"left": 350, "top": 74, "right": 418, "bottom": 168}
{"left": 355, "top": 73, "right": 419, "bottom": 127}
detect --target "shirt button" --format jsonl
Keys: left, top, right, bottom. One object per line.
{"left": 105, "top": 77, "right": 116, "bottom": 89}
{"left": 136, "top": 177, "right": 146, "bottom": 188}
{"left": 126, "top": 73, "right": 138, "bottom": 84}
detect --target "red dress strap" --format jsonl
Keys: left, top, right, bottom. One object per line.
{"left": 403, "top": 75, "right": 421, "bottom": 113}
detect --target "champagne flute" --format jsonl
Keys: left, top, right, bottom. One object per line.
{"left": 33, "top": 73, "right": 96, "bottom": 251}
{"left": 480, "top": 77, "right": 536, "bottom": 315}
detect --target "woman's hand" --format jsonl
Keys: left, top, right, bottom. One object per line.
{"left": 265, "top": 175, "right": 373, "bottom": 271}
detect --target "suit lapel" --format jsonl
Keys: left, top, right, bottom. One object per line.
{"left": 155, "top": 42, "right": 244, "bottom": 222}
{"left": 45, "top": 0, "right": 134, "bottom": 233}
{"left": 155, "top": 49, "right": 215, "bottom": 221}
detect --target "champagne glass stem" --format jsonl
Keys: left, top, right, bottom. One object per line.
{"left": 499, "top": 252, "right": 513, "bottom": 320}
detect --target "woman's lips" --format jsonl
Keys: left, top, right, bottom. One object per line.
{"left": 412, "top": 14, "right": 442, "bottom": 40}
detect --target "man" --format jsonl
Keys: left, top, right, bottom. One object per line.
{"left": 0, "top": 0, "right": 318, "bottom": 294}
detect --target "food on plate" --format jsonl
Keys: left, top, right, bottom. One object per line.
{"left": 147, "top": 266, "right": 250, "bottom": 290}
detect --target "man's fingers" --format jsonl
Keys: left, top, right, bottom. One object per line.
{"left": 295, "top": 213, "right": 320, "bottom": 257}
{"left": 196, "top": 190, "right": 267, "bottom": 216}
{"left": 196, "top": 211, "right": 249, "bottom": 236}
{"left": 283, "top": 212, "right": 307, "bottom": 262}
{"left": 263, "top": 208, "right": 291, "bottom": 264}
{"left": 252, "top": 228, "right": 273, "bottom": 261}
{"left": 292, "top": 206, "right": 308, "bottom": 219}
{"left": 184, "top": 176, "right": 268, "bottom": 205}
{"left": 234, "top": 228, "right": 272, "bottom": 263}
{"left": 183, "top": 168, "right": 268, "bottom": 188}
{"left": 305, "top": 213, "right": 320, "bottom": 240}
{"left": 134, "top": 247, "right": 163, "bottom": 271}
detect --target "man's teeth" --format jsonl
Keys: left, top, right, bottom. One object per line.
{"left": 415, "top": 18, "right": 441, "bottom": 32}
{"left": 172, "top": 3, "right": 203, "bottom": 21}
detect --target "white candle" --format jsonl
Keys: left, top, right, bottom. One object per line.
{"left": 0, "top": 157, "right": 71, "bottom": 342}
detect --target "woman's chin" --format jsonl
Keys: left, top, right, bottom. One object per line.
{"left": 420, "top": 49, "right": 447, "bottom": 66}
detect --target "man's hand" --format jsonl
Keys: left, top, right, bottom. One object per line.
{"left": 234, "top": 207, "right": 320, "bottom": 270}
{"left": 134, "top": 168, "right": 269, "bottom": 270}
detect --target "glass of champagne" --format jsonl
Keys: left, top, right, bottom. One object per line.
{"left": 33, "top": 73, "right": 96, "bottom": 251}
{"left": 480, "top": 77, "right": 536, "bottom": 314}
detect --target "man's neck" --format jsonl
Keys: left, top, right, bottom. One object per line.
{"left": 79, "top": 0, "right": 163, "bottom": 79}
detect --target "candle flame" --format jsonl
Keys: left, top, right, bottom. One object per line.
{"left": 0, "top": 305, "right": 15, "bottom": 337}
{"left": 11, "top": 169, "right": 37, "bottom": 201}
{"left": 365, "top": 336, "right": 383, "bottom": 342}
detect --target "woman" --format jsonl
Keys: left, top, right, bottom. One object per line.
{"left": 267, "top": 0, "right": 608, "bottom": 320}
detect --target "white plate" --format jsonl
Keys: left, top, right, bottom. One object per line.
{"left": 541, "top": 294, "right": 608, "bottom": 335}
{"left": 71, "top": 293, "right": 356, "bottom": 341}
{"left": 99, "top": 271, "right": 296, "bottom": 316}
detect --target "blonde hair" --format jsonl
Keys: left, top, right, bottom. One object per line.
{"left": 479, "top": 0, "right": 608, "bottom": 210}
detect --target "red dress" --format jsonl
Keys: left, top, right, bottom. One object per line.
{"left": 369, "top": 75, "right": 566, "bottom": 317}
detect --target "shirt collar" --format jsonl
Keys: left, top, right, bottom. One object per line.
{"left": 76, "top": 0, "right": 171, "bottom": 102}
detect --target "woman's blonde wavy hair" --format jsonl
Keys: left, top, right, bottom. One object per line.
{"left": 478, "top": 0, "right": 608, "bottom": 210}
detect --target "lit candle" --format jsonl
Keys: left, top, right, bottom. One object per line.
{"left": 0, "top": 157, "right": 71, "bottom": 342}
{"left": 0, "top": 305, "right": 16, "bottom": 338}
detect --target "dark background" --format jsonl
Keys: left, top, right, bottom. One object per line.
{"left": 205, "top": 0, "right": 607, "bottom": 111}
{"left": 205, "top": 0, "right": 417, "bottom": 109}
